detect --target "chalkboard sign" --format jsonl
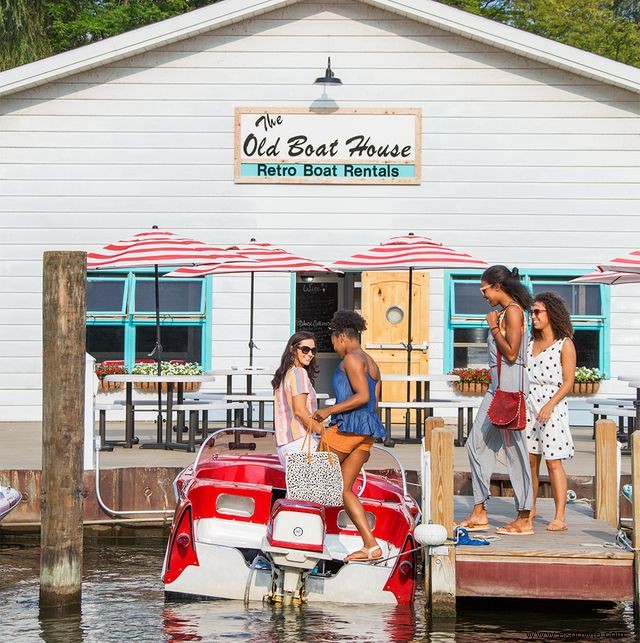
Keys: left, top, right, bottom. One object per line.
{"left": 295, "top": 282, "right": 339, "bottom": 353}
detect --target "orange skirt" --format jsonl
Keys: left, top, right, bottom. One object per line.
{"left": 322, "top": 425, "right": 375, "bottom": 455}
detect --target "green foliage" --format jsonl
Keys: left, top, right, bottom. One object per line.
{"left": 574, "top": 366, "right": 605, "bottom": 382}
{"left": 44, "top": 0, "right": 192, "bottom": 54}
{"left": 508, "top": 0, "right": 640, "bottom": 66}
{"left": 0, "top": 0, "right": 52, "bottom": 69}
{"left": 131, "top": 361, "right": 203, "bottom": 375}
{"left": 439, "top": 0, "right": 640, "bottom": 66}
{"left": 1, "top": 0, "right": 219, "bottom": 71}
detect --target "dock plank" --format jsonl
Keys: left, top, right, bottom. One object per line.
{"left": 454, "top": 496, "right": 633, "bottom": 600}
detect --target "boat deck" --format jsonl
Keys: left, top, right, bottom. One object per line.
{"left": 454, "top": 496, "right": 633, "bottom": 601}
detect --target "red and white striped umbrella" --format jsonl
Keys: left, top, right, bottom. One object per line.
{"left": 332, "top": 233, "right": 487, "bottom": 392}
{"left": 87, "top": 229, "right": 245, "bottom": 270}
{"left": 165, "top": 240, "right": 333, "bottom": 277}
{"left": 86, "top": 228, "right": 247, "bottom": 439}
{"left": 570, "top": 270, "right": 640, "bottom": 285}
{"left": 332, "top": 233, "right": 487, "bottom": 271}
{"left": 598, "top": 250, "right": 640, "bottom": 274}
{"left": 166, "top": 240, "right": 335, "bottom": 364}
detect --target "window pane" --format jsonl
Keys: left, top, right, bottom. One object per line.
{"left": 135, "top": 326, "right": 202, "bottom": 363}
{"left": 86, "top": 326, "right": 125, "bottom": 362}
{"left": 453, "top": 328, "right": 489, "bottom": 369}
{"left": 135, "top": 280, "right": 202, "bottom": 313}
{"left": 87, "top": 280, "right": 126, "bottom": 312}
{"left": 531, "top": 283, "right": 601, "bottom": 316}
{"left": 573, "top": 330, "right": 600, "bottom": 370}
{"left": 453, "top": 282, "right": 486, "bottom": 315}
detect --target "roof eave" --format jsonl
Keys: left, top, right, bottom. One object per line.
{"left": 363, "top": 0, "right": 640, "bottom": 94}
{"left": 0, "top": 0, "right": 298, "bottom": 99}
{"left": 0, "top": 0, "right": 639, "bottom": 98}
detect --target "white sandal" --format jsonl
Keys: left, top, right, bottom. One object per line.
{"left": 344, "top": 545, "right": 382, "bottom": 562}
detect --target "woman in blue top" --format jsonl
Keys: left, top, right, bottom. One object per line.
{"left": 313, "top": 310, "right": 386, "bottom": 562}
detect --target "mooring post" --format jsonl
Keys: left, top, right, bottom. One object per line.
{"left": 594, "top": 418, "right": 619, "bottom": 528}
{"left": 429, "top": 426, "right": 456, "bottom": 617}
{"left": 40, "top": 251, "right": 86, "bottom": 608}
{"left": 424, "top": 415, "right": 445, "bottom": 454}
{"left": 631, "top": 431, "right": 640, "bottom": 622}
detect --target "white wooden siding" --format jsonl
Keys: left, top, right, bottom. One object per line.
{"left": 0, "top": 0, "right": 638, "bottom": 420}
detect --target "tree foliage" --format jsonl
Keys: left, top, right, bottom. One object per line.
{"left": 442, "top": 0, "right": 640, "bottom": 66}
{"left": 1, "top": 0, "right": 639, "bottom": 72}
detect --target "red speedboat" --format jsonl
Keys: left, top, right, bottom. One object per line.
{"left": 162, "top": 429, "right": 419, "bottom": 605}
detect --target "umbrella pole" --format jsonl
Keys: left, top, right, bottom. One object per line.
{"left": 405, "top": 267, "right": 413, "bottom": 438}
{"left": 406, "top": 266, "right": 413, "bottom": 388}
{"left": 153, "top": 263, "right": 163, "bottom": 444}
{"left": 249, "top": 271, "right": 255, "bottom": 367}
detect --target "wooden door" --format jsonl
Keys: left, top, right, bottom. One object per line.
{"left": 361, "top": 271, "right": 430, "bottom": 423}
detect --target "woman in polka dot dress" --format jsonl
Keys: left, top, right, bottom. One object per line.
{"left": 526, "top": 291, "right": 576, "bottom": 532}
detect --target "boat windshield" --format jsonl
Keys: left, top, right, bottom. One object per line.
{"left": 193, "top": 428, "right": 277, "bottom": 469}
{"left": 194, "top": 430, "right": 409, "bottom": 498}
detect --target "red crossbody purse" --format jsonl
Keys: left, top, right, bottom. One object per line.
{"left": 487, "top": 341, "right": 526, "bottom": 431}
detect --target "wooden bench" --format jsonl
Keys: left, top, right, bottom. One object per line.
{"left": 378, "top": 399, "right": 482, "bottom": 446}
{"left": 94, "top": 402, "right": 139, "bottom": 451}
{"left": 172, "top": 401, "right": 248, "bottom": 452}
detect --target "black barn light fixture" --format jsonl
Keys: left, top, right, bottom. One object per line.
{"left": 314, "top": 57, "right": 342, "bottom": 85}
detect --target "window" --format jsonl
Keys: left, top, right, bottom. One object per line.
{"left": 86, "top": 272, "right": 210, "bottom": 369}
{"left": 445, "top": 270, "right": 609, "bottom": 375}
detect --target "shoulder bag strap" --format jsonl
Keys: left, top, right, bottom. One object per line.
{"left": 495, "top": 304, "right": 526, "bottom": 394}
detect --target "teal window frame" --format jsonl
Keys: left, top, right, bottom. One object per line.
{"left": 444, "top": 269, "right": 610, "bottom": 376}
{"left": 86, "top": 270, "right": 212, "bottom": 370}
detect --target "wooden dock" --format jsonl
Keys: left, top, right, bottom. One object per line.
{"left": 425, "top": 418, "right": 639, "bottom": 614}
{"left": 454, "top": 496, "right": 633, "bottom": 601}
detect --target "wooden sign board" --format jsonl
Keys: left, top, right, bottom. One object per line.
{"left": 235, "top": 107, "right": 421, "bottom": 184}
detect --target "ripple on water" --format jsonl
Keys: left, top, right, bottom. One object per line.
{"left": 0, "top": 542, "right": 635, "bottom": 642}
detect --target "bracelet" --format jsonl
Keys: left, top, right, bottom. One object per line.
{"left": 490, "top": 326, "right": 499, "bottom": 333}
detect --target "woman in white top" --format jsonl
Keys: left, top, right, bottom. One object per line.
{"left": 526, "top": 291, "right": 576, "bottom": 531}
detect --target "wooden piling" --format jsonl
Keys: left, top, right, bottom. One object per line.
{"left": 631, "top": 431, "right": 640, "bottom": 621}
{"left": 424, "top": 416, "right": 445, "bottom": 453}
{"left": 595, "top": 419, "right": 618, "bottom": 528}
{"left": 429, "top": 426, "right": 456, "bottom": 617}
{"left": 40, "top": 251, "right": 86, "bottom": 608}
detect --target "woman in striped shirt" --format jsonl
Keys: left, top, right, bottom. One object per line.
{"left": 272, "top": 331, "right": 324, "bottom": 466}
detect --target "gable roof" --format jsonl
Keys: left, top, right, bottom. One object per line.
{"left": 0, "top": 0, "right": 639, "bottom": 98}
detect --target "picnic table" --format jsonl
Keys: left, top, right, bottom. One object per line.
{"left": 103, "top": 373, "right": 216, "bottom": 449}
{"left": 379, "top": 373, "right": 461, "bottom": 442}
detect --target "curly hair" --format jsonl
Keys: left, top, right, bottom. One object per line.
{"left": 271, "top": 331, "right": 319, "bottom": 390}
{"left": 531, "top": 291, "right": 573, "bottom": 341}
{"left": 481, "top": 265, "right": 533, "bottom": 312}
{"left": 328, "top": 309, "right": 367, "bottom": 339}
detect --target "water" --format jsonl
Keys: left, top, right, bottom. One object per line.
{"left": 1, "top": 539, "right": 636, "bottom": 642}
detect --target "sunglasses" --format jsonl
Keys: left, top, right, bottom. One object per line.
{"left": 296, "top": 345, "right": 317, "bottom": 355}
{"left": 531, "top": 308, "right": 547, "bottom": 317}
{"left": 479, "top": 284, "right": 493, "bottom": 294}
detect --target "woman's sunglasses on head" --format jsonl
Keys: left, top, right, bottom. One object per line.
{"left": 296, "top": 345, "right": 317, "bottom": 355}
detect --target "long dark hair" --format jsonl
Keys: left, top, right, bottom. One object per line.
{"left": 271, "top": 331, "right": 319, "bottom": 390}
{"left": 531, "top": 291, "right": 573, "bottom": 341}
{"left": 328, "top": 309, "right": 367, "bottom": 339}
{"left": 481, "top": 265, "right": 533, "bottom": 312}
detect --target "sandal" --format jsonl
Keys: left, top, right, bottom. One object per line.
{"left": 344, "top": 545, "right": 382, "bottom": 562}
{"left": 454, "top": 517, "right": 489, "bottom": 532}
{"left": 546, "top": 520, "right": 568, "bottom": 532}
{"left": 495, "top": 524, "right": 534, "bottom": 536}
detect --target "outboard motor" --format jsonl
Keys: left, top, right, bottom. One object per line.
{"left": 262, "top": 499, "right": 331, "bottom": 604}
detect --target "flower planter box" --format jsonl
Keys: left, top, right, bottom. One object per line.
{"left": 453, "top": 381, "right": 490, "bottom": 395}
{"left": 572, "top": 381, "right": 600, "bottom": 395}
{"left": 98, "top": 380, "right": 123, "bottom": 392}
{"left": 134, "top": 381, "right": 201, "bottom": 393}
